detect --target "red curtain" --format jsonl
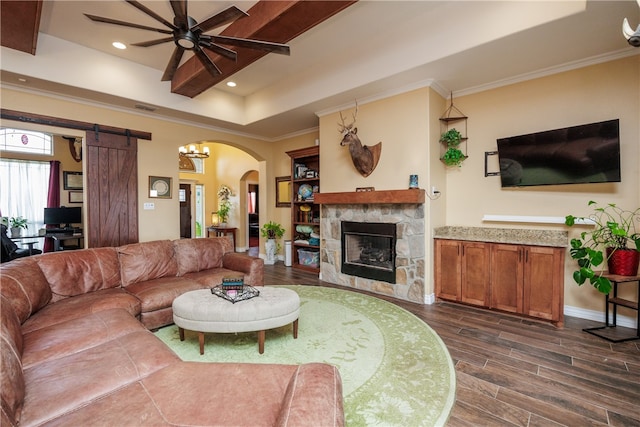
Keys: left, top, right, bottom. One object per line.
{"left": 43, "top": 161, "right": 60, "bottom": 252}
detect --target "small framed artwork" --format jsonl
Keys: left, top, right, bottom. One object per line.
{"left": 63, "top": 171, "right": 83, "bottom": 190}
{"left": 68, "top": 191, "right": 83, "bottom": 203}
{"left": 149, "top": 176, "right": 172, "bottom": 198}
{"left": 275, "top": 176, "right": 291, "bottom": 207}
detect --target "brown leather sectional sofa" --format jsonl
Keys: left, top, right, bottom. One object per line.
{"left": 0, "top": 237, "right": 344, "bottom": 426}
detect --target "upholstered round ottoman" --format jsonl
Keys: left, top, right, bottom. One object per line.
{"left": 172, "top": 287, "right": 300, "bottom": 355}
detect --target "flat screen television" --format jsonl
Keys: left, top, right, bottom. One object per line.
{"left": 496, "top": 119, "right": 621, "bottom": 188}
{"left": 44, "top": 207, "right": 81, "bottom": 229}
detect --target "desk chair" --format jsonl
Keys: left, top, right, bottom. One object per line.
{"left": 1, "top": 224, "right": 42, "bottom": 263}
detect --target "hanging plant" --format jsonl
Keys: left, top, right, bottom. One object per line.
{"left": 441, "top": 147, "right": 466, "bottom": 167}
{"left": 440, "top": 128, "right": 462, "bottom": 147}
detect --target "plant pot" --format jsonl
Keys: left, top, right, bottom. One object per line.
{"left": 264, "top": 239, "right": 277, "bottom": 265}
{"left": 10, "top": 227, "right": 22, "bottom": 238}
{"left": 606, "top": 247, "right": 640, "bottom": 276}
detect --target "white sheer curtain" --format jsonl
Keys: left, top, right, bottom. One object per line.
{"left": 0, "top": 159, "right": 50, "bottom": 249}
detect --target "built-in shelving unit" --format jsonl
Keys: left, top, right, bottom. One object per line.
{"left": 287, "top": 146, "right": 320, "bottom": 273}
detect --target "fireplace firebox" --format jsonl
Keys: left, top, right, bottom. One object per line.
{"left": 341, "top": 221, "right": 396, "bottom": 283}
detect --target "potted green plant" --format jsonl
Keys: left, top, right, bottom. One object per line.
{"left": 217, "top": 185, "right": 233, "bottom": 226}
{"left": 439, "top": 128, "right": 466, "bottom": 167}
{"left": 565, "top": 201, "right": 640, "bottom": 294}
{"left": 9, "top": 216, "right": 28, "bottom": 238}
{"left": 260, "top": 221, "right": 285, "bottom": 265}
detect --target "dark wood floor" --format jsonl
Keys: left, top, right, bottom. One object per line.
{"left": 263, "top": 263, "right": 640, "bottom": 427}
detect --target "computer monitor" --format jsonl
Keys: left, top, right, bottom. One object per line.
{"left": 43, "top": 207, "right": 81, "bottom": 229}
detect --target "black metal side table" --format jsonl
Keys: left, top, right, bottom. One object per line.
{"left": 583, "top": 273, "right": 640, "bottom": 342}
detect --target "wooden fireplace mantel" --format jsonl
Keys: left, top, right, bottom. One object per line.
{"left": 313, "top": 188, "right": 425, "bottom": 205}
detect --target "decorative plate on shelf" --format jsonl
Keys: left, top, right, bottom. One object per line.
{"left": 298, "top": 184, "right": 313, "bottom": 199}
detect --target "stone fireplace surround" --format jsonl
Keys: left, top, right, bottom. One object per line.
{"left": 315, "top": 189, "right": 426, "bottom": 304}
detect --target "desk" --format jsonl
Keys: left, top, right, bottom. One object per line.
{"left": 207, "top": 227, "right": 237, "bottom": 250}
{"left": 583, "top": 273, "right": 640, "bottom": 342}
{"left": 47, "top": 234, "right": 84, "bottom": 252}
{"left": 10, "top": 235, "right": 43, "bottom": 254}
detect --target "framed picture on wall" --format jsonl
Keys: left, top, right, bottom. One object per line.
{"left": 149, "top": 176, "right": 172, "bottom": 198}
{"left": 63, "top": 171, "right": 83, "bottom": 190}
{"left": 68, "top": 191, "right": 83, "bottom": 203}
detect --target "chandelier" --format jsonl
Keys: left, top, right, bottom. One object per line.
{"left": 179, "top": 143, "right": 209, "bottom": 158}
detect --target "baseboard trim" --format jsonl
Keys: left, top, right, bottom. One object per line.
{"left": 424, "top": 293, "right": 436, "bottom": 305}
{"left": 564, "top": 305, "right": 636, "bottom": 329}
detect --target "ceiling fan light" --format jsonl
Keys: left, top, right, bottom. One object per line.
{"left": 176, "top": 31, "right": 197, "bottom": 49}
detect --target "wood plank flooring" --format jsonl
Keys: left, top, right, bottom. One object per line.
{"left": 263, "top": 263, "right": 640, "bottom": 426}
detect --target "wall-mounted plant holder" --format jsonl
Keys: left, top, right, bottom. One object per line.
{"left": 439, "top": 94, "right": 468, "bottom": 167}
{"left": 485, "top": 151, "right": 500, "bottom": 177}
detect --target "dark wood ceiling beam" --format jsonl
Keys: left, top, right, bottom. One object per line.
{"left": 1, "top": 0, "right": 43, "bottom": 55}
{"left": 171, "top": 0, "right": 357, "bottom": 98}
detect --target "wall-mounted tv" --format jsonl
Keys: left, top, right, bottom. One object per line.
{"left": 497, "top": 119, "right": 621, "bottom": 188}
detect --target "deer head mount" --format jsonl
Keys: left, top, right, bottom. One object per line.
{"left": 338, "top": 103, "right": 382, "bottom": 177}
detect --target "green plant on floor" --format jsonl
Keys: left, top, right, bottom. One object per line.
{"left": 565, "top": 201, "right": 640, "bottom": 294}
{"left": 260, "top": 221, "right": 285, "bottom": 240}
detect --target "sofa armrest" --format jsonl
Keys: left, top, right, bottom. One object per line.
{"left": 276, "top": 363, "right": 344, "bottom": 427}
{"left": 222, "top": 253, "right": 264, "bottom": 286}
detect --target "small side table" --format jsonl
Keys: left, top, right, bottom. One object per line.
{"left": 207, "top": 226, "right": 237, "bottom": 250}
{"left": 583, "top": 273, "right": 640, "bottom": 342}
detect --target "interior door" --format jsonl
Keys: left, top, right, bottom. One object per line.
{"left": 179, "top": 183, "right": 191, "bottom": 238}
{"left": 85, "top": 131, "right": 138, "bottom": 247}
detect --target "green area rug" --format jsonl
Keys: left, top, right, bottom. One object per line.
{"left": 155, "top": 285, "right": 456, "bottom": 426}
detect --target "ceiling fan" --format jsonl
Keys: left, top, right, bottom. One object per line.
{"left": 85, "top": 0, "right": 290, "bottom": 82}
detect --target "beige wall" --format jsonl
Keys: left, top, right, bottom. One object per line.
{"left": 2, "top": 54, "right": 638, "bottom": 316}
{"left": 447, "top": 56, "right": 639, "bottom": 313}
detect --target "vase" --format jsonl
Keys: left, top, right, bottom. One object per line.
{"left": 606, "top": 247, "right": 640, "bottom": 276}
{"left": 265, "top": 239, "right": 277, "bottom": 265}
{"left": 10, "top": 227, "right": 22, "bottom": 238}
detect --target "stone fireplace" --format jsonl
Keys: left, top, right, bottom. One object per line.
{"left": 341, "top": 221, "right": 396, "bottom": 283}
{"left": 315, "top": 189, "right": 426, "bottom": 304}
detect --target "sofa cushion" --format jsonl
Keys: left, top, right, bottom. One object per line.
{"left": 124, "top": 276, "right": 209, "bottom": 312}
{"left": 22, "top": 308, "right": 146, "bottom": 369}
{"left": 118, "top": 240, "right": 178, "bottom": 286}
{"left": 0, "top": 257, "right": 51, "bottom": 324}
{"left": 35, "top": 248, "right": 122, "bottom": 302}
{"left": 20, "top": 330, "right": 179, "bottom": 427}
{"left": 0, "top": 297, "right": 25, "bottom": 426}
{"left": 21, "top": 288, "right": 141, "bottom": 334}
{"left": 140, "top": 362, "right": 298, "bottom": 426}
{"left": 174, "top": 237, "right": 232, "bottom": 275}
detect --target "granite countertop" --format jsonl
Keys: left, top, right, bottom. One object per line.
{"left": 433, "top": 226, "right": 568, "bottom": 247}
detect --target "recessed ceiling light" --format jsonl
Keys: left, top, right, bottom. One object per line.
{"left": 112, "top": 41, "right": 127, "bottom": 50}
{"left": 226, "top": 81, "right": 237, "bottom": 87}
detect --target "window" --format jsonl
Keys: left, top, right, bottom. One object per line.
{"left": 0, "top": 159, "right": 50, "bottom": 250}
{"left": 1, "top": 128, "right": 53, "bottom": 155}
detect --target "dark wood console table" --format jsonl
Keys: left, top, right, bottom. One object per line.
{"left": 583, "top": 273, "right": 640, "bottom": 342}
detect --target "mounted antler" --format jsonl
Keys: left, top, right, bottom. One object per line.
{"left": 338, "top": 102, "right": 381, "bottom": 177}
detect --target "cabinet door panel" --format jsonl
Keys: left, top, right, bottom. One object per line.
{"left": 490, "top": 244, "right": 523, "bottom": 313}
{"left": 523, "top": 246, "right": 564, "bottom": 321}
{"left": 461, "top": 242, "right": 490, "bottom": 306}
{"left": 435, "top": 240, "right": 461, "bottom": 301}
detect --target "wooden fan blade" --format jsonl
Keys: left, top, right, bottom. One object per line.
{"left": 195, "top": 6, "right": 248, "bottom": 33}
{"left": 84, "top": 14, "right": 172, "bottom": 34}
{"left": 125, "top": 0, "right": 177, "bottom": 31}
{"left": 201, "top": 42, "right": 237, "bottom": 62}
{"left": 170, "top": 0, "right": 188, "bottom": 28}
{"left": 162, "top": 46, "right": 185, "bottom": 81}
{"left": 131, "top": 37, "right": 174, "bottom": 48}
{"left": 210, "top": 35, "right": 290, "bottom": 55}
{"left": 194, "top": 47, "right": 221, "bottom": 77}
